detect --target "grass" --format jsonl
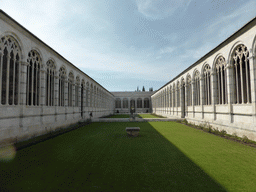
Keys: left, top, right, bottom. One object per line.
{"left": 102, "top": 114, "right": 130, "bottom": 118}
{"left": 1, "top": 122, "right": 256, "bottom": 191}
{"left": 138, "top": 113, "right": 164, "bottom": 118}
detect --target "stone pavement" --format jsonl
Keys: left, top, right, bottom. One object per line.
{"left": 92, "top": 117, "right": 179, "bottom": 122}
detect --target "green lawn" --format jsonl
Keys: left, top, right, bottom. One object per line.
{"left": 103, "top": 114, "right": 130, "bottom": 118}
{"left": 138, "top": 113, "right": 164, "bottom": 118}
{"left": 1, "top": 122, "right": 256, "bottom": 191}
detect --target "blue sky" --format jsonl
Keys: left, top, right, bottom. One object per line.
{"left": 1, "top": 0, "right": 256, "bottom": 91}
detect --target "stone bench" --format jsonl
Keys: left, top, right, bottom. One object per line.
{"left": 126, "top": 127, "right": 140, "bottom": 137}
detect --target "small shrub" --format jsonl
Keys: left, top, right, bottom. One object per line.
{"left": 232, "top": 133, "right": 239, "bottom": 139}
{"left": 208, "top": 126, "right": 213, "bottom": 133}
{"left": 220, "top": 130, "right": 227, "bottom": 136}
{"left": 182, "top": 119, "right": 188, "bottom": 125}
{"left": 242, "top": 135, "right": 249, "bottom": 143}
{"left": 213, "top": 128, "right": 220, "bottom": 135}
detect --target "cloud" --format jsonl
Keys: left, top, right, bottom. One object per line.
{"left": 159, "top": 46, "right": 175, "bottom": 54}
{"left": 135, "top": 0, "right": 191, "bottom": 20}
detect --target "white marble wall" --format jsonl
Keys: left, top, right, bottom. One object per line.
{"left": 152, "top": 18, "right": 256, "bottom": 141}
{"left": 0, "top": 11, "right": 115, "bottom": 144}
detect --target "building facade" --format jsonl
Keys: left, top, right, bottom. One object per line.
{"left": 151, "top": 16, "right": 256, "bottom": 141}
{"left": 112, "top": 91, "right": 154, "bottom": 113}
{"left": 0, "top": 10, "right": 115, "bottom": 143}
{"left": 2, "top": 8, "right": 256, "bottom": 143}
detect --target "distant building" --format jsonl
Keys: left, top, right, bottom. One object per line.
{"left": 112, "top": 91, "right": 155, "bottom": 113}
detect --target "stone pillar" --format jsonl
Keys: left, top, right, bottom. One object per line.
{"left": 54, "top": 71, "right": 59, "bottom": 106}
{"left": 248, "top": 54, "right": 256, "bottom": 123}
{"left": 19, "top": 62, "right": 28, "bottom": 105}
{"left": 19, "top": 61, "right": 28, "bottom": 130}
{"left": 78, "top": 85, "right": 81, "bottom": 108}
{"left": 226, "top": 63, "right": 234, "bottom": 123}
{"left": 40, "top": 68, "right": 46, "bottom": 106}
{"left": 176, "top": 86, "right": 179, "bottom": 116}
{"left": 191, "top": 80, "right": 195, "bottom": 118}
{"left": 72, "top": 83, "right": 75, "bottom": 107}
{"left": 64, "top": 80, "right": 68, "bottom": 107}
{"left": 211, "top": 71, "right": 217, "bottom": 120}
{"left": 54, "top": 71, "right": 59, "bottom": 122}
{"left": 200, "top": 75, "right": 204, "bottom": 119}
{"left": 184, "top": 84, "right": 188, "bottom": 117}
{"left": 83, "top": 87, "right": 86, "bottom": 118}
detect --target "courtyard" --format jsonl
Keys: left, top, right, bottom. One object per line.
{"left": 1, "top": 121, "right": 256, "bottom": 191}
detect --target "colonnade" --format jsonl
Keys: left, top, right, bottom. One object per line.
{"left": 151, "top": 23, "right": 256, "bottom": 140}
{"left": 0, "top": 10, "right": 115, "bottom": 143}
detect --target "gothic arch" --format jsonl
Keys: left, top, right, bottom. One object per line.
{"left": 0, "top": 34, "right": 22, "bottom": 105}
{"left": 68, "top": 71, "right": 74, "bottom": 106}
{"left": 192, "top": 69, "right": 200, "bottom": 81}
{"left": 193, "top": 70, "right": 200, "bottom": 106}
{"left": 230, "top": 43, "right": 251, "bottom": 104}
{"left": 201, "top": 62, "right": 212, "bottom": 74}
{"left": 251, "top": 34, "right": 256, "bottom": 56}
{"left": 203, "top": 64, "right": 212, "bottom": 105}
{"left": 227, "top": 41, "right": 245, "bottom": 65}
{"left": 28, "top": 47, "right": 44, "bottom": 68}
{"left": 0, "top": 32, "right": 24, "bottom": 58}
{"left": 214, "top": 55, "right": 227, "bottom": 104}
{"left": 186, "top": 74, "right": 192, "bottom": 106}
{"left": 26, "top": 49, "right": 42, "bottom": 106}
{"left": 45, "top": 59, "right": 56, "bottom": 106}
{"left": 212, "top": 53, "right": 226, "bottom": 69}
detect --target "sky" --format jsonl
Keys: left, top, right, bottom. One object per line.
{"left": 1, "top": 0, "right": 256, "bottom": 92}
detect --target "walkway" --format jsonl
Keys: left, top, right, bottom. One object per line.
{"left": 92, "top": 117, "right": 179, "bottom": 122}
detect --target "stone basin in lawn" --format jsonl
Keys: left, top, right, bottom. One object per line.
{"left": 126, "top": 127, "right": 140, "bottom": 137}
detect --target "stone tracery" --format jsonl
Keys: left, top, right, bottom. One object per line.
{"left": 0, "top": 35, "right": 21, "bottom": 105}
{"left": 232, "top": 44, "right": 251, "bottom": 104}
{"left": 26, "top": 50, "right": 41, "bottom": 106}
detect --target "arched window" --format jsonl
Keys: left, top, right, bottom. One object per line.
{"left": 203, "top": 64, "right": 211, "bottom": 105}
{"left": 194, "top": 71, "right": 200, "bottom": 106}
{"left": 123, "top": 98, "right": 128, "bottom": 108}
{"left": 75, "top": 76, "right": 80, "bottom": 107}
{"left": 166, "top": 88, "right": 169, "bottom": 108}
{"left": 94, "top": 86, "right": 96, "bottom": 107}
{"left": 46, "top": 60, "right": 55, "bottom": 106}
{"left": 233, "top": 44, "right": 251, "bottom": 104}
{"left": 137, "top": 98, "right": 142, "bottom": 108}
{"left": 59, "top": 67, "right": 66, "bottom": 106}
{"left": 68, "top": 72, "right": 74, "bottom": 107}
{"left": 90, "top": 84, "right": 93, "bottom": 107}
{"left": 115, "top": 98, "right": 121, "bottom": 108}
{"left": 130, "top": 99, "right": 135, "bottom": 109}
{"left": 26, "top": 50, "right": 41, "bottom": 106}
{"left": 144, "top": 98, "right": 149, "bottom": 108}
{"left": 96, "top": 87, "right": 99, "bottom": 107}
{"left": 173, "top": 84, "right": 176, "bottom": 107}
{"left": 181, "top": 79, "right": 185, "bottom": 107}
{"left": 0, "top": 35, "right": 21, "bottom": 105}
{"left": 215, "top": 56, "right": 227, "bottom": 104}
{"left": 81, "top": 79, "right": 85, "bottom": 116}
{"left": 187, "top": 75, "right": 192, "bottom": 106}
{"left": 169, "top": 86, "right": 172, "bottom": 107}
{"left": 177, "top": 81, "right": 180, "bottom": 107}
{"left": 86, "top": 82, "right": 89, "bottom": 107}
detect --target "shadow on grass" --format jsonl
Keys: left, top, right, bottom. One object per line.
{"left": 0, "top": 122, "right": 226, "bottom": 191}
